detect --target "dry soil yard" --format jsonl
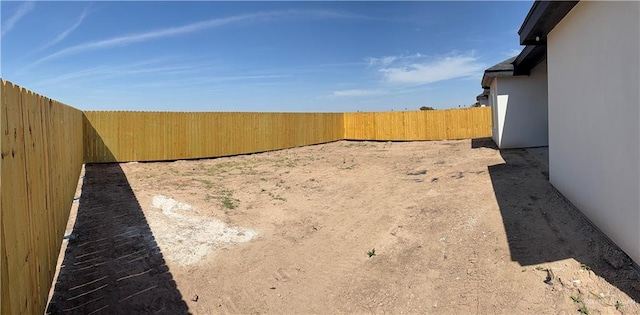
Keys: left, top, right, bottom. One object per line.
{"left": 48, "top": 139, "right": 640, "bottom": 314}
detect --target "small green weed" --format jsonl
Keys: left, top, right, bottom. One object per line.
{"left": 221, "top": 196, "right": 238, "bottom": 210}
{"left": 194, "top": 179, "right": 214, "bottom": 189}
{"left": 535, "top": 266, "right": 545, "bottom": 271}
{"left": 615, "top": 300, "right": 623, "bottom": 310}
{"left": 570, "top": 296, "right": 581, "bottom": 303}
{"left": 578, "top": 306, "right": 589, "bottom": 315}
{"left": 268, "top": 192, "right": 286, "bottom": 201}
{"left": 367, "top": 248, "right": 376, "bottom": 258}
{"left": 580, "top": 263, "right": 592, "bottom": 271}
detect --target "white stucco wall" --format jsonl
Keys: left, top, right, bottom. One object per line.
{"left": 490, "top": 78, "right": 501, "bottom": 145}
{"left": 547, "top": 1, "right": 640, "bottom": 264}
{"left": 490, "top": 60, "right": 549, "bottom": 149}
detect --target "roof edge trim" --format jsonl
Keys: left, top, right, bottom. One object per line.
{"left": 518, "top": 1, "right": 579, "bottom": 45}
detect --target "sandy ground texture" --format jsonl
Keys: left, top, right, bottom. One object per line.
{"left": 47, "top": 139, "right": 640, "bottom": 314}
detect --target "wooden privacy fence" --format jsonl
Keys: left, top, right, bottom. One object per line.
{"left": 1, "top": 78, "right": 492, "bottom": 314}
{"left": 1, "top": 80, "right": 85, "bottom": 314}
{"left": 344, "top": 108, "right": 491, "bottom": 141}
{"left": 84, "top": 111, "right": 345, "bottom": 163}
{"left": 84, "top": 107, "right": 491, "bottom": 163}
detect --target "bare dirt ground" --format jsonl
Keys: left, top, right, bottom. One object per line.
{"left": 48, "top": 139, "right": 640, "bottom": 314}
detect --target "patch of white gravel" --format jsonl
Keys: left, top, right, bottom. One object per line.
{"left": 148, "top": 195, "right": 257, "bottom": 266}
{"left": 152, "top": 195, "right": 194, "bottom": 217}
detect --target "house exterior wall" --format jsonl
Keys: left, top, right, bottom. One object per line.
{"left": 547, "top": 1, "right": 640, "bottom": 264}
{"left": 490, "top": 60, "right": 549, "bottom": 149}
{"left": 490, "top": 78, "right": 501, "bottom": 145}
{"left": 477, "top": 96, "right": 488, "bottom": 106}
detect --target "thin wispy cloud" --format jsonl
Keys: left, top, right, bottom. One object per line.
{"left": 1, "top": 1, "right": 35, "bottom": 37}
{"left": 35, "top": 8, "right": 90, "bottom": 53}
{"left": 293, "top": 62, "right": 367, "bottom": 70}
{"left": 25, "top": 11, "right": 277, "bottom": 69}
{"left": 368, "top": 56, "right": 398, "bottom": 67}
{"left": 367, "top": 53, "right": 423, "bottom": 67}
{"left": 30, "top": 58, "right": 216, "bottom": 88}
{"left": 129, "top": 74, "right": 289, "bottom": 89}
{"left": 329, "top": 52, "right": 484, "bottom": 98}
{"left": 301, "top": 9, "right": 374, "bottom": 21}
{"left": 30, "top": 55, "right": 289, "bottom": 93}
{"left": 331, "top": 89, "right": 388, "bottom": 97}
{"left": 329, "top": 52, "right": 486, "bottom": 99}
{"left": 24, "top": 9, "right": 372, "bottom": 71}
{"left": 377, "top": 53, "right": 486, "bottom": 86}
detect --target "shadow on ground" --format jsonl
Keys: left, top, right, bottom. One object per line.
{"left": 46, "top": 163, "right": 189, "bottom": 314}
{"left": 472, "top": 137, "right": 640, "bottom": 303}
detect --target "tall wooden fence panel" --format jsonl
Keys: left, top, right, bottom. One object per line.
{"left": 84, "top": 111, "right": 345, "bottom": 163}
{"left": 343, "top": 107, "right": 492, "bottom": 141}
{"left": 1, "top": 80, "right": 84, "bottom": 314}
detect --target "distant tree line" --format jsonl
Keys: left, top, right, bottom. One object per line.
{"left": 419, "top": 106, "right": 435, "bottom": 111}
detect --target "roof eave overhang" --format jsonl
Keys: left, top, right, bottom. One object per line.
{"left": 518, "top": 1, "right": 579, "bottom": 45}
{"left": 481, "top": 71, "right": 513, "bottom": 89}
{"left": 513, "top": 45, "right": 547, "bottom": 75}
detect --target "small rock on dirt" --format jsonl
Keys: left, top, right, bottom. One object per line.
{"left": 407, "top": 170, "right": 427, "bottom": 176}
{"left": 603, "top": 249, "right": 628, "bottom": 269}
{"left": 543, "top": 269, "right": 556, "bottom": 285}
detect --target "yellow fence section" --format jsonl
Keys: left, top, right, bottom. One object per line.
{"left": 1, "top": 80, "right": 85, "bottom": 314}
{"left": 84, "top": 111, "right": 345, "bottom": 163}
{"left": 84, "top": 108, "right": 491, "bottom": 163}
{"left": 343, "top": 107, "right": 492, "bottom": 141}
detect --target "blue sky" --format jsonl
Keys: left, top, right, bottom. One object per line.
{"left": 1, "top": 1, "right": 532, "bottom": 112}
